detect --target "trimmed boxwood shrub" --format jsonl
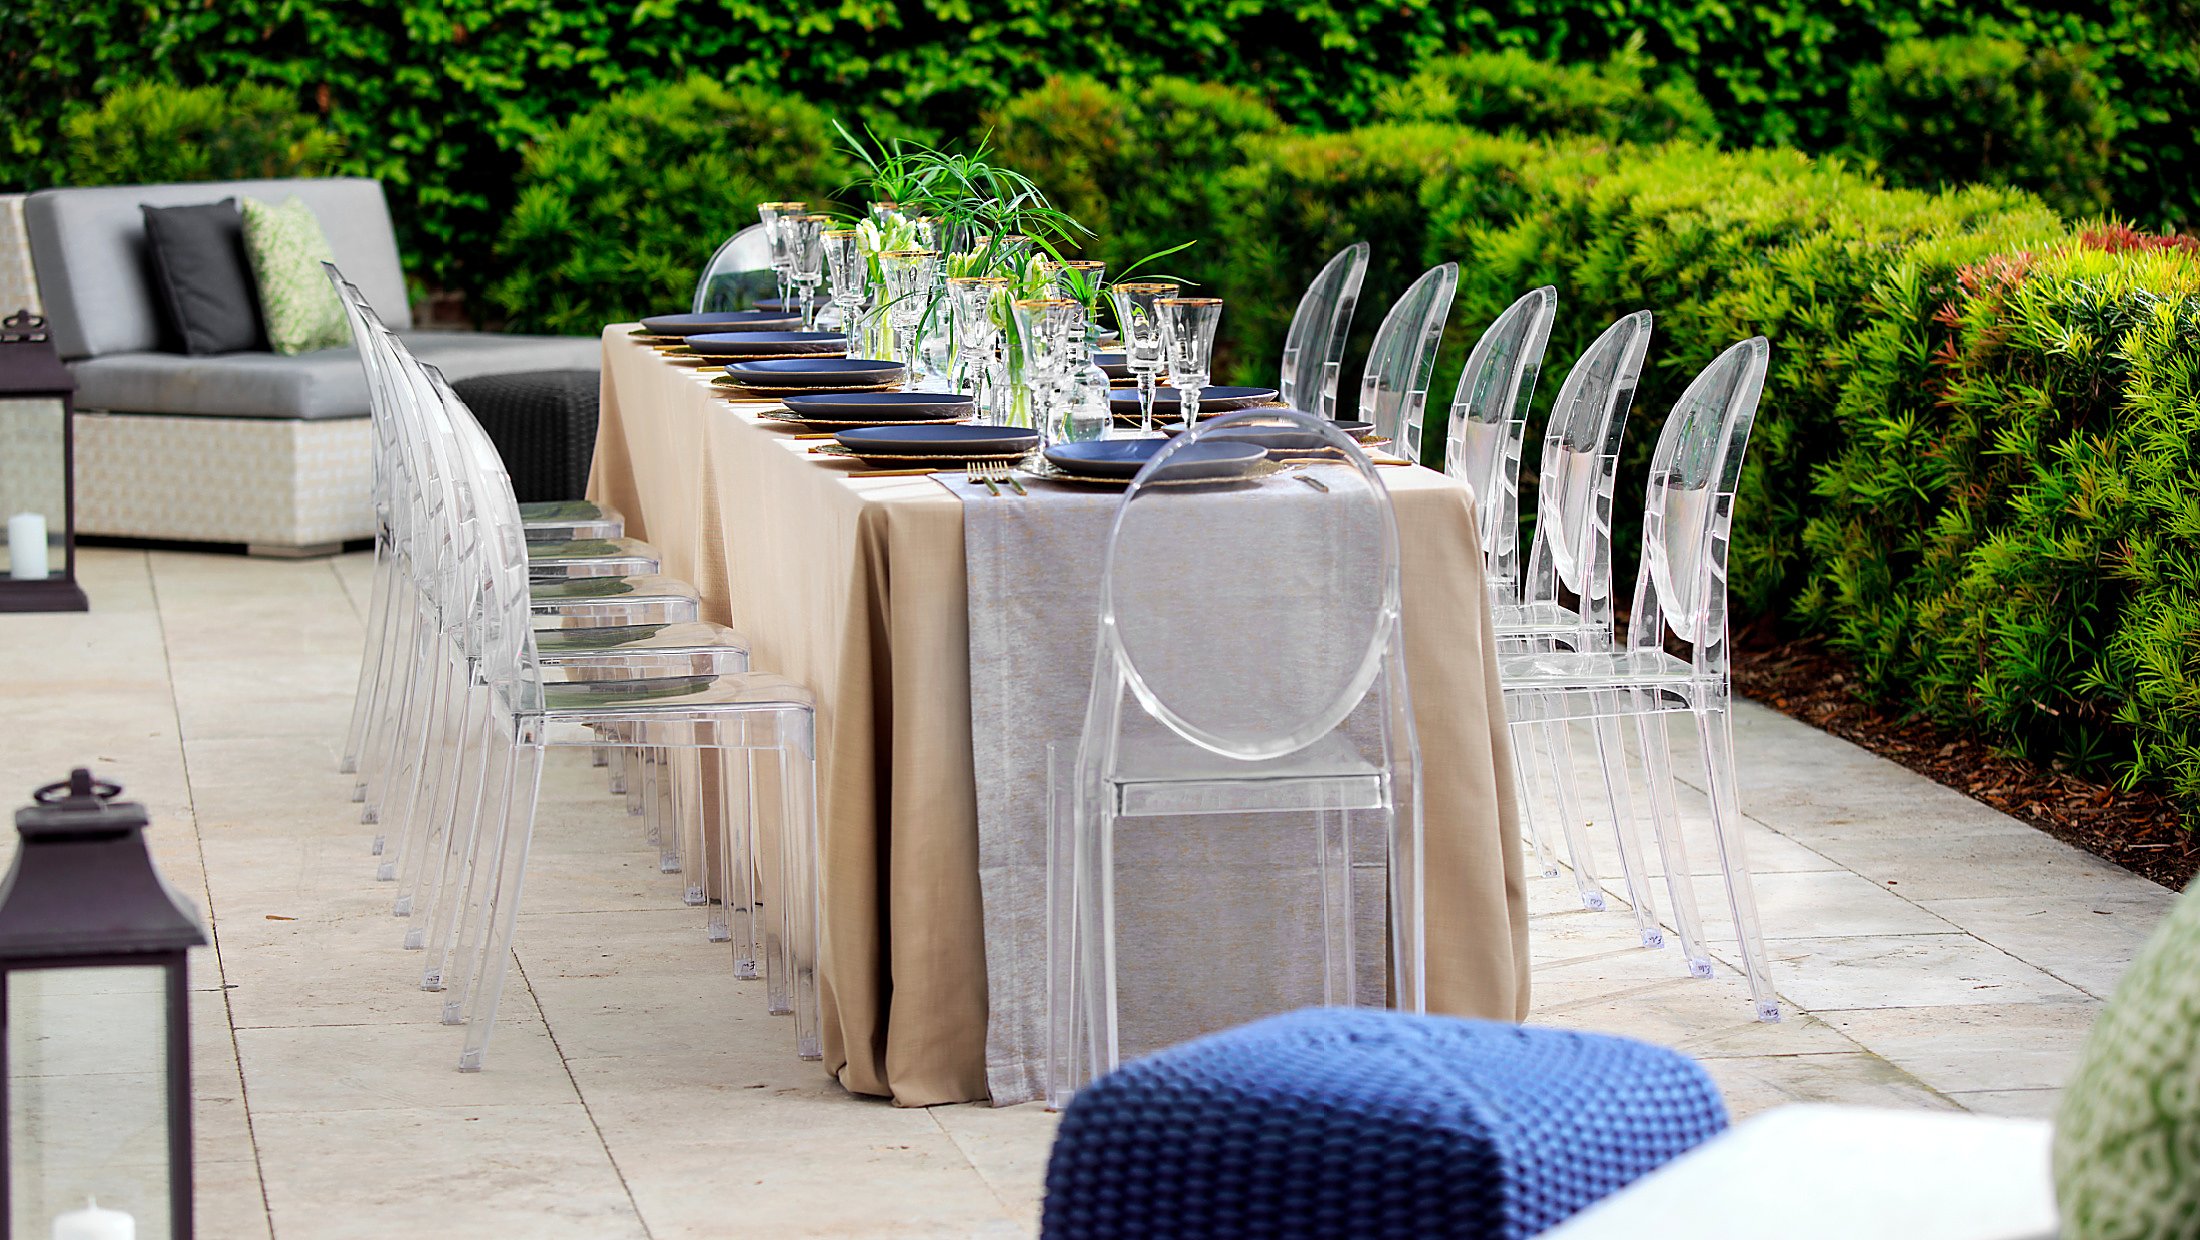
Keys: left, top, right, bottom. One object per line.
{"left": 5, "top": 0, "right": 2193, "bottom": 307}
{"left": 982, "top": 76, "right": 1281, "bottom": 298}
{"left": 1846, "top": 35, "right": 2116, "bottom": 218}
{"left": 488, "top": 77, "right": 852, "bottom": 336}
{"left": 62, "top": 81, "right": 343, "bottom": 186}
{"left": 1805, "top": 235, "right": 2200, "bottom": 782}
{"left": 1376, "top": 43, "right": 1719, "bottom": 146}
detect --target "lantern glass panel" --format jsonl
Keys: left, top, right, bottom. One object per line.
{"left": 0, "top": 396, "right": 67, "bottom": 582}
{"left": 8, "top": 965, "right": 173, "bottom": 1239}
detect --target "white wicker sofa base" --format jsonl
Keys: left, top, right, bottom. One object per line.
{"left": 74, "top": 410, "right": 373, "bottom": 555}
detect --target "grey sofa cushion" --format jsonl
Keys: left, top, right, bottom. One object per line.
{"left": 70, "top": 331, "right": 601, "bottom": 420}
{"left": 25, "top": 178, "right": 411, "bottom": 360}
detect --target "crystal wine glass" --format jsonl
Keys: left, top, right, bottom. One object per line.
{"left": 948, "top": 276, "right": 1008, "bottom": 406}
{"left": 1012, "top": 298, "right": 1086, "bottom": 443}
{"left": 1109, "top": 281, "right": 1178, "bottom": 434}
{"left": 787, "top": 215, "right": 829, "bottom": 331}
{"left": 1157, "top": 297, "right": 1224, "bottom": 428}
{"left": 880, "top": 249, "right": 941, "bottom": 382}
{"left": 823, "top": 227, "right": 865, "bottom": 334}
{"left": 757, "top": 201, "right": 807, "bottom": 310}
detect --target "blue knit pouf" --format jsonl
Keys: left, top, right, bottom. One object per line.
{"left": 1042, "top": 1008, "right": 1727, "bottom": 1239}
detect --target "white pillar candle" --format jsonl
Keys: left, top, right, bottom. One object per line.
{"left": 52, "top": 1199, "right": 134, "bottom": 1240}
{"left": 9, "top": 511, "right": 49, "bottom": 580}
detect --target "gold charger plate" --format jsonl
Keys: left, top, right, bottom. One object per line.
{"left": 715, "top": 378, "right": 904, "bottom": 398}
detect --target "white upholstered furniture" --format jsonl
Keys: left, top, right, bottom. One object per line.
{"left": 20, "top": 177, "right": 599, "bottom": 554}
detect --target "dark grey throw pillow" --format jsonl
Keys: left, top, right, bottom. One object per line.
{"left": 142, "top": 199, "right": 268, "bottom": 355}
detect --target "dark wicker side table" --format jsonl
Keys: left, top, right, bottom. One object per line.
{"left": 449, "top": 370, "right": 600, "bottom": 503}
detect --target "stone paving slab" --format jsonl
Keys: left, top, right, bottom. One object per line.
{"left": 0, "top": 548, "right": 2176, "bottom": 1237}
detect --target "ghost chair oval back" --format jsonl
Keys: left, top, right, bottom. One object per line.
{"left": 1490, "top": 311, "right": 1657, "bottom": 927}
{"left": 1046, "top": 408, "right": 1425, "bottom": 1109}
{"left": 1277, "top": 243, "right": 1371, "bottom": 421}
{"left": 1498, "top": 337, "right": 1780, "bottom": 1023}
{"left": 692, "top": 223, "right": 777, "bottom": 313}
{"left": 1356, "top": 264, "right": 1458, "bottom": 463}
{"left": 1440, "top": 285, "right": 1558, "bottom": 610}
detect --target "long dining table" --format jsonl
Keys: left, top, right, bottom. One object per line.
{"left": 587, "top": 327, "right": 1529, "bottom": 1106}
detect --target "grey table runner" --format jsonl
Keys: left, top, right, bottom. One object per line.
{"left": 939, "top": 469, "right": 1393, "bottom": 1104}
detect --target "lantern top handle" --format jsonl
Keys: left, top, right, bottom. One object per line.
{"left": 16, "top": 766, "right": 146, "bottom": 841}
{"left": 1, "top": 309, "right": 51, "bottom": 344}
{"left": 35, "top": 768, "right": 121, "bottom": 809}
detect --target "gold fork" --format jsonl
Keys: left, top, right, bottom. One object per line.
{"left": 966, "top": 461, "right": 1000, "bottom": 497}
{"left": 986, "top": 460, "right": 1028, "bottom": 497}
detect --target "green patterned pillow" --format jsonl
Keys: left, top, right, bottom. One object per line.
{"left": 2054, "top": 879, "right": 2200, "bottom": 1237}
{"left": 239, "top": 197, "right": 349, "bottom": 354}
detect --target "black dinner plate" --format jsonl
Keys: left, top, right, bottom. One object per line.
{"left": 835, "top": 424, "right": 1039, "bottom": 459}
{"left": 639, "top": 310, "right": 802, "bottom": 336}
{"left": 724, "top": 358, "right": 906, "bottom": 389}
{"left": 1205, "top": 415, "right": 1379, "bottom": 450}
{"left": 783, "top": 392, "right": 976, "bottom": 421}
{"left": 685, "top": 331, "right": 847, "bottom": 357}
{"left": 1045, "top": 438, "right": 1269, "bottom": 481}
{"left": 1107, "top": 386, "right": 1279, "bottom": 421}
{"left": 1095, "top": 352, "right": 1138, "bottom": 381}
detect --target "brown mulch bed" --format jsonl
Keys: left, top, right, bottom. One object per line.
{"left": 1732, "top": 634, "right": 2193, "bottom": 890}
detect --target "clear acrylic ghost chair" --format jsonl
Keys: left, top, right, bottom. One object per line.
{"left": 413, "top": 367, "right": 785, "bottom": 1016}
{"left": 1440, "top": 285, "right": 1557, "bottom": 611}
{"left": 1358, "top": 264, "right": 1459, "bottom": 462}
{"left": 1277, "top": 243, "right": 1370, "bottom": 420}
{"left": 349, "top": 309, "right": 773, "bottom": 985}
{"left": 328, "top": 278, "right": 736, "bottom": 956}
{"left": 327, "top": 273, "right": 692, "bottom": 860}
{"left": 329, "top": 266, "right": 623, "bottom": 780}
{"left": 1046, "top": 408, "right": 1424, "bottom": 1108}
{"left": 331, "top": 267, "right": 628, "bottom": 795}
{"left": 1498, "top": 337, "right": 1781, "bottom": 1022}
{"left": 692, "top": 223, "right": 778, "bottom": 313}
{"left": 437, "top": 404, "right": 822, "bottom": 1070}
{"left": 379, "top": 333, "right": 819, "bottom": 1063}
{"left": 1493, "top": 313, "right": 1660, "bottom": 935}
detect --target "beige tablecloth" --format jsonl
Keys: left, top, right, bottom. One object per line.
{"left": 589, "top": 328, "right": 1529, "bottom": 1105}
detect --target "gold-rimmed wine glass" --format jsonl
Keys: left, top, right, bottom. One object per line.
{"left": 757, "top": 201, "right": 807, "bottom": 309}
{"left": 1110, "top": 281, "right": 1179, "bottom": 433}
{"left": 1157, "top": 297, "right": 1224, "bottom": 427}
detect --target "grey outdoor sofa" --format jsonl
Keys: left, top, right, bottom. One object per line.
{"left": 20, "top": 177, "right": 598, "bottom": 554}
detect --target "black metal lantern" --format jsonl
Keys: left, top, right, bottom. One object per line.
{"left": 0, "top": 310, "right": 87, "bottom": 612}
{"left": 0, "top": 771, "right": 205, "bottom": 1239}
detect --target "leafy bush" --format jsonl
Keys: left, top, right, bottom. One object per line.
{"left": 3, "top": 0, "right": 2194, "bottom": 306}
{"left": 61, "top": 81, "right": 342, "bottom": 186}
{"left": 1442, "top": 146, "right": 2060, "bottom": 613}
{"left": 982, "top": 76, "right": 1281, "bottom": 296}
{"left": 1376, "top": 42, "right": 1719, "bottom": 146}
{"left": 488, "top": 77, "right": 852, "bottom": 336}
{"left": 1847, "top": 36, "right": 2115, "bottom": 217}
{"left": 1215, "top": 127, "right": 2062, "bottom": 612}
{"left": 1803, "top": 239, "right": 2200, "bottom": 786}
{"left": 1211, "top": 124, "right": 1572, "bottom": 393}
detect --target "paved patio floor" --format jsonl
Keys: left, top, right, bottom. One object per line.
{"left": 0, "top": 548, "right": 2174, "bottom": 1237}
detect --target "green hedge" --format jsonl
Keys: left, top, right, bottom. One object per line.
{"left": 487, "top": 77, "right": 852, "bottom": 336}
{"left": 1804, "top": 235, "right": 2200, "bottom": 781}
{"left": 1847, "top": 35, "right": 2116, "bottom": 217}
{"left": 5, "top": 0, "right": 2194, "bottom": 306}
{"left": 1211, "top": 129, "right": 2064, "bottom": 612}
{"left": 1207, "top": 117, "right": 2200, "bottom": 803}
{"left": 981, "top": 76, "right": 1282, "bottom": 300}
{"left": 61, "top": 80, "right": 343, "bottom": 187}
{"left": 1374, "top": 43, "right": 1719, "bottom": 146}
